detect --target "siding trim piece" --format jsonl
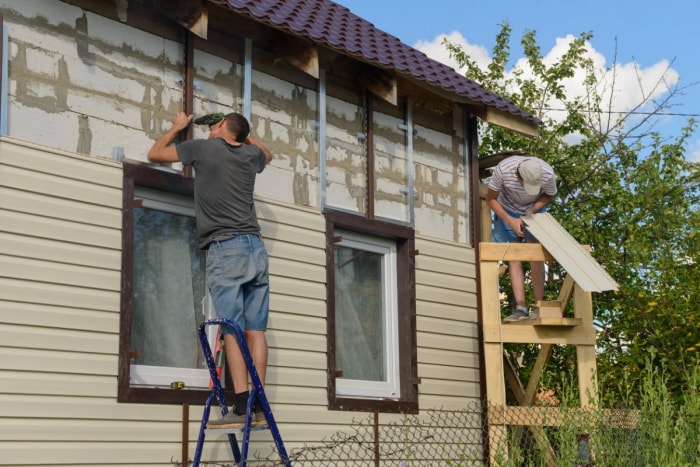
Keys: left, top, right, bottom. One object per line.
{"left": 523, "top": 213, "right": 618, "bottom": 292}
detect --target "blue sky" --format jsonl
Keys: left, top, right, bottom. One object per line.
{"left": 336, "top": 0, "right": 700, "bottom": 162}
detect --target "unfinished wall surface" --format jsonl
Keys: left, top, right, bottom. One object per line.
{"left": 0, "top": 0, "right": 185, "bottom": 161}
{"left": 0, "top": 1, "right": 483, "bottom": 465}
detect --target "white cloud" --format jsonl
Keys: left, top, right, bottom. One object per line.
{"left": 413, "top": 31, "right": 682, "bottom": 140}
{"left": 689, "top": 138, "right": 700, "bottom": 163}
{"left": 414, "top": 31, "right": 491, "bottom": 73}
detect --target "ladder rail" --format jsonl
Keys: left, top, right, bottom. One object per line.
{"left": 193, "top": 318, "right": 291, "bottom": 467}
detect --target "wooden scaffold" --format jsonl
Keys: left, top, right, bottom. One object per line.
{"left": 479, "top": 212, "right": 618, "bottom": 466}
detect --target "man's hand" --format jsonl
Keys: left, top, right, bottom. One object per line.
{"left": 172, "top": 112, "right": 193, "bottom": 132}
{"left": 147, "top": 112, "right": 193, "bottom": 163}
{"left": 508, "top": 216, "right": 526, "bottom": 237}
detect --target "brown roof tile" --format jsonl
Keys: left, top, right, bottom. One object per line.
{"left": 212, "top": 0, "right": 540, "bottom": 126}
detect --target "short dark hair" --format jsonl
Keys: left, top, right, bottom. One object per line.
{"left": 223, "top": 112, "right": 250, "bottom": 142}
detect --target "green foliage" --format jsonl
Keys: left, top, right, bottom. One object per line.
{"left": 446, "top": 23, "right": 700, "bottom": 401}
{"left": 491, "top": 358, "right": 700, "bottom": 466}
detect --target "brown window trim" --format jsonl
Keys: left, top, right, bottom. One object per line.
{"left": 325, "top": 209, "right": 419, "bottom": 414}
{"left": 117, "top": 161, "right": 234, "bottom": 404}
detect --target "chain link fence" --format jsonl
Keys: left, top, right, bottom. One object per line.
{"left": 197, "top": 401, "right": 648, "bottom": 466}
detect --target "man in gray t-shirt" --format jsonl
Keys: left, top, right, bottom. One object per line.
{"left": 148, "top": 111, "right": 273, "bottom": 429}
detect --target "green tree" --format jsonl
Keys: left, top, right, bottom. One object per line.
{"left": 446, "top": 23, "right": 700, "bottom": 404}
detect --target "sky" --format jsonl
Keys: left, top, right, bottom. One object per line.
{"left": 335, "top": 0, "right": 700, "bottom": 162}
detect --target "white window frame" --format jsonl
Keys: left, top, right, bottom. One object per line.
{"left": 129, "top": 187, "right": 219, "bottom": 389}
{"left": 334, "top": 230, "right": 400, "bottom": 399}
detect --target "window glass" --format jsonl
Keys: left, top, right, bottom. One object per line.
{"left": 334, "top": 231, "right": 399, "bottom": 399}
{"left": 129, "top": 187, "right": 213, "bottom": 389}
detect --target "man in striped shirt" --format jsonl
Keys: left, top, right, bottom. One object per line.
{"left": 486, "top": 156, "right": 557, "bottom": 321}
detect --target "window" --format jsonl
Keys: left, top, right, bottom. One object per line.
{"left": 326, "top": 209, "right": 418, "bottom": 414}
{"left": 119, "top": 163, "right": 227, "bottom": 404}
{"left": 334, "top": 230, "right": 399, "bottom": 399}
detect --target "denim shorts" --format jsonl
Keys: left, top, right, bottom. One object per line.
{"left": 491, "top": 207, "right": 545, "bottom": 243}
{"left": 206, "top": 234, "right": 269, "bottom": 335}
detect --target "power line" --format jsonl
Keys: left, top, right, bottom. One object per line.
{"left": 543, "top": 107, "right": 700, "bottom": 118}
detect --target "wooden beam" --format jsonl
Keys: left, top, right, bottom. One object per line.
{"left": 484, "top": 106, "right": 539, "bottom": 138}
{"left": 489, "top": 406, "right": 638, "bottom": 428}
{"left": 162, "top": 0, "right": 208, "bottom": 39}
{"left": 357, "top": 64, "right": 397, "bottom": 105}
{"left": 483, "top": 324, "right": 595, "bottom": 345}
{"left": 480, "top": 242, "right": 557, "bottom": 262}
{"left": 274, "top": 33, "right": 319, "bottom": 78}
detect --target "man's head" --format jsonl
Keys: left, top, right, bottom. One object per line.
{"left": 517, "top": 159, "right": 543, "bottom": 195}
{"left": 195, "top": 112, "right": 250, "bottom": 142}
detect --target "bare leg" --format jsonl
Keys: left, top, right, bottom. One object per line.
{"left": 244, "top": 330, "right": 268, "bottom": 387}
{"left": 528, "top": 239, "right": 545, "bottom": 302}
{"left": 509, "top": 260, "right": 527, "bottom": 308}
{"left": 224, "top": 333, "right": 249, "bottom": 393}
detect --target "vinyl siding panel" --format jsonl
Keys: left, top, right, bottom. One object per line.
{"left": 1, "top": 137, "right": 485, "bottom": 464}
{"left": 415, "top": 235, "right": 482, "bottom": 403}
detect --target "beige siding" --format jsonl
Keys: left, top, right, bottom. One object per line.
{"left": 415, "top": 235, "right": 481, "bottom": 409}
{"left": 0, "top": 142, "right": 483, "bottom": 463}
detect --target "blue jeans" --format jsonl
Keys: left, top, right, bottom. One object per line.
{"left": 491, "top": 207, "right": 545, "bottom": 243}
{"left": 206, "top": 234, "right": 269, "bottom": 335}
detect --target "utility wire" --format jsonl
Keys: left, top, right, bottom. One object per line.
{"left": 543, "top": 107, "right": 700, "bottom": 117}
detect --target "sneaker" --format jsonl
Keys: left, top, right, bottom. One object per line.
{"left": 207, "top": 410, "right": 248, "bottom": 429}
{"left": 504, "top": 308, "right": 530, "bottom": 322}
{"left": 253, "top": 410, "right": 267, "bottom": 426}
{"left": 530, "top": 307, "right": 539, "bottom": 319}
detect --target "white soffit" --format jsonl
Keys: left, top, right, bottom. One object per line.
{"left": 523, "top": 213, "right": 619, "bottom": 292}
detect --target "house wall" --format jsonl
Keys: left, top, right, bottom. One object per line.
{"left": 0, "top": 1, "right": 482, "bottom": 465}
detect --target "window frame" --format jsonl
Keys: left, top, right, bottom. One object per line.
{"left": 118, "top": 162, "right": 234, "bottom": 404}
{"left": 325, "top": 208, "right": 418, "bottom": 414}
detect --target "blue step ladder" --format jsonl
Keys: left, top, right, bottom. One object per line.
{"left": 193, "top": 318, "right": 291, "bottom": 467}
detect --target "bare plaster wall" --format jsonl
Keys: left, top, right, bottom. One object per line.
{"left": 0, "top": 0, "right": 470, "bottom": 243}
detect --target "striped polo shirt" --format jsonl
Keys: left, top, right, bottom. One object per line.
{"left": 487, "top": 156, "right": 556, "bottom": 215}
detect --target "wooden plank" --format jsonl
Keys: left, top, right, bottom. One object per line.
{"left": 488, "top": 406, "right": 638, "bottom": 428}
{"left": 480, "top": 242, "right": 556, "bottom": 262}
{"left": 479, "top": 260, "right": 501, "bottom": 327}
{"left": 483, "top": 325, "right": 596, "bottom": 345}
{"left": 577, "top": 345, "right": 598, "bottom": 407}
{"left": 483, "top": 343, "right": 505, "bottom": 405}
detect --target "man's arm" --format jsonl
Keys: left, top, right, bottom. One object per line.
{"left": 486, "top": 188, "right": 526, "bottom": 237}
{"left": 147, "top": 112, "right": 193, "bottom": 163}
{"left": 244, "top": 135, "right": 273, "bottom": 165}
{"left": 524, "top": 194, "right": 554, "bottom": 217}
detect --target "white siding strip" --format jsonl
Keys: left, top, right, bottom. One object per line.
{"left": 523, "top": 212, "right": 619, "bottom": 292}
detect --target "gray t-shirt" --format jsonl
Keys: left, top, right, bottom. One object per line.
{"left": 176, "top": 138, "right": 266, "bottom": 249}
